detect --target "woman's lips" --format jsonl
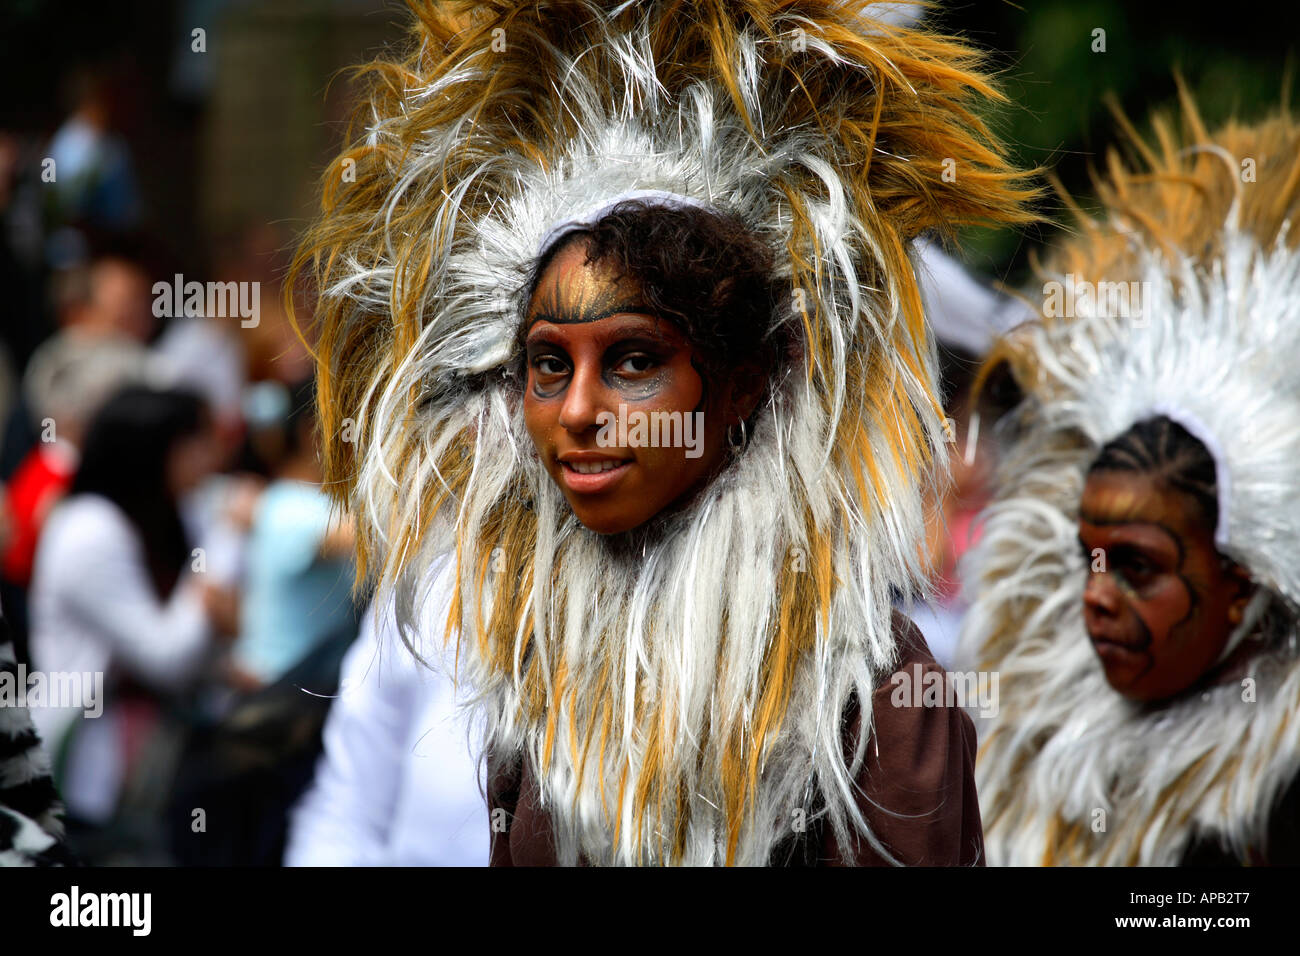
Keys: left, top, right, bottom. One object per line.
{"left": 558, "top": 456, "right": 632, "bottom": 494}
{"left": 1089, "top": 633, "right": 1146, "bottom": 666}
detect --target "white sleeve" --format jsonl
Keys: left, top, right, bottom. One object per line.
{"left": 283, "top": 600, "right": 414, "bottom": 866}
{"left": 53, "top": 501, "right": 213, "bottom": 690}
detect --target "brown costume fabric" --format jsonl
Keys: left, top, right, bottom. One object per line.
{"left": 487, "top": 614, "right": 983, "bottom": 866}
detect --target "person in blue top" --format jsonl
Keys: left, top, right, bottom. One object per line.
{"left": 229, "top": 379, "right": 357, "bottom": 690}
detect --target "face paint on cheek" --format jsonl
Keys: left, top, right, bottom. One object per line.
{"left": 1113, "top": 573, "right": 1140, "bottom": 600}
{"left": 530, "top": 376, "right": 564, "bottom": 400}
{"left": 1159, "top": 576, "right": 1204, "bottom": 655}
{"left": 1129, "top": 575, "right": 1199, "bottom": 679}
{"left": 1153, "top": 561, "right": 1199, "bottom": 636}
{"left": 605, "top": 368, "right": 671, "bottom": 402}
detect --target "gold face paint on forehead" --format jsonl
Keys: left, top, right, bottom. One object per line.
{"left": 1079, "top": 472, "right": 1204, "bottom": 576}
{"left": 527, "top": 244, "right": 651, "bottom": 328}
{"left": 1079, "top": 471, "right": 1194, "bottom": 535}
{"left": 1080, "top": 480, "right": 1157, "bottom": 525}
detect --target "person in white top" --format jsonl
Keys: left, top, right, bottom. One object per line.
{"left": 284, "top": 559, "right": 488, "bottom": 867}
{"left": 27, "top": 385, "right": 236, "bottom": 825}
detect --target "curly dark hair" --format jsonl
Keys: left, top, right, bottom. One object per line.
{"left": 1088, "top": 415, "right": 1219, "bottom": 536}
{"left": 521, "top": 200, "right": 786, "bottom": 380}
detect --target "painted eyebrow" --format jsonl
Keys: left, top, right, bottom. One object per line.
{"left": 526, "top": 302, "right": 657, "bottom": 328}
{"left": 524, "top": 327, "right": 676, "bottom": 358}
{"left": 1076, "top": 518, "right": 1186, "bottom": 566}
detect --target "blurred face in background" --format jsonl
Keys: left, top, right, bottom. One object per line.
{"left": 86, "top": 257, "right": 155, "bottom": 341}
{"left": 165, "top": 409, "right": 220, "bottom": 499}
{"left": 1078, "top": 469, "right": 1252, "bottom": 702}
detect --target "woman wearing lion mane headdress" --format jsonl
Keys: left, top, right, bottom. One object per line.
{"left": 292, "top": 0, "right": 1035, "bottom": 866}
{"left": 961, "top": 96, "right": 1300, "bottom": 866}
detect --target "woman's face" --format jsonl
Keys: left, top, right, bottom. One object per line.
{"left": 166, "top": 418, "right": 220, "bottom": 499}
{"left": 1078, "top": 469, "right": 1251, "bottom": 702}
{"left": 523, "top": 238, "right": 742, "bottom": 535}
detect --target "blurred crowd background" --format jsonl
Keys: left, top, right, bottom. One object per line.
{"left": 0, "top": 0, "right": 1292, "bottom": 866}
{"left": 0, "top": 0, "right": 401, "bottom": 865}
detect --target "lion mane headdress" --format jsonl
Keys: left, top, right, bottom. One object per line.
{"left": 960, "top": 96, "right": 1300, "bottom": 866}
{"left": 294, "top": 0, "right": 1034, "bottom": 865}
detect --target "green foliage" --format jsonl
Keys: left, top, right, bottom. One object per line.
{"left": 935, "top": 0, "right": 1295, "bottom": 283}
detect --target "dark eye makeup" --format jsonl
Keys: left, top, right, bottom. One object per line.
{"left": 1079, "top": 538, "right": 1163, "bottom": 588}
{"left": 534, "top": 355, "right": 569, "bottom": 375}
{"left": 525, "top": 334, "right": 673, "bottom": 388}
{"left": 608, "top": 339, "right": 668, "bottom": 375}
{"left": 1110, "top": 546, "right": 1157, "bottom": 575}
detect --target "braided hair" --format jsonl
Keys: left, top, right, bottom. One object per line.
{"left": 1087, "top": 415, "right": 1219, "bottom": 537}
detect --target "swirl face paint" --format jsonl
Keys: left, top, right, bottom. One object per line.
{"left": 1078, "top": 470, "right": 1251, "bottom": 701}
{"left": 522, "top": 238, "right": 736, "bottom": 535}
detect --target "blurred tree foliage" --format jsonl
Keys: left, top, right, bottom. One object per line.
{"left": 932, "top": 0, "right": 1296, "bottom": 285}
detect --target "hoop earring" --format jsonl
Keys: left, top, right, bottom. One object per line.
{"left": 727, "top": 420, "right": 747, "bottom": 453}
